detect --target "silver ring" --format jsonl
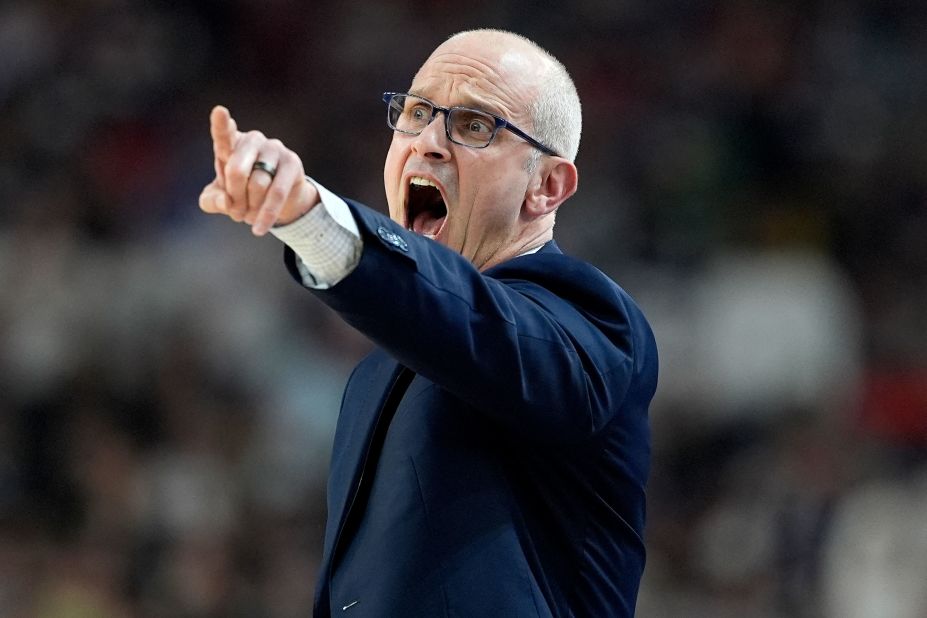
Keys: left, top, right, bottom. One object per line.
{"left": 252, "top": 160, "right": 277, "bottom": 179}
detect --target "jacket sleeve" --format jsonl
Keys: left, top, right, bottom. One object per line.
{"left": 287, "top": 199, "right": 655, "bottom": 445}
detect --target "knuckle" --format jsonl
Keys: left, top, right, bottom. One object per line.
{"left": 268, "top": 185, "right": 288, "bottom": 204}
{"left": 227, "top": 166, "right": 248, "bottom": 184}
{"left": 281, "top": 150, "right": 298, "bottom": 167}
{"left": 248, "top": 173, "right": 270, "bottom": 190}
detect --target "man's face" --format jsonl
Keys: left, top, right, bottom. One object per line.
{"left": 383, "top": 36, "right": 546, "bottom": 270}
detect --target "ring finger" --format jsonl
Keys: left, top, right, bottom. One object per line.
{"left": 245, "top": 143, "right": 282, "bottom": 218}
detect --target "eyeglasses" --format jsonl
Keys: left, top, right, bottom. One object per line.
{"left": 382, "top": 92, "right": 560, "bottom": 157}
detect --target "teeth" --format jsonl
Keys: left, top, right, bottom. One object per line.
{"left": 409, "top": 176, "right": 437, "bottom": 187}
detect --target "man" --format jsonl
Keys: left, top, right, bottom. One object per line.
{"left": 200, "top": 29, "right": 657, "bottom": 618}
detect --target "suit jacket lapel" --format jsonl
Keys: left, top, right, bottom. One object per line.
{"left": 316, "top": 350, "right": 408, "bottom": 615}
{"left": 324, "top": 351, "right": 404, "bottom": 544}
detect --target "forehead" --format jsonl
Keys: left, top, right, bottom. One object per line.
{"left": 409, "top": 38, "right": 545, "bottom": 122}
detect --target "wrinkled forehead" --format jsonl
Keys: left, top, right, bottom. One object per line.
{"left": 409, "top": 38, "right": 546, "bottom": 123}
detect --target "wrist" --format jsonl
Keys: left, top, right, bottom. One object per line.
{"left": 277, "top": 178, "right": 320, "bottom": 226}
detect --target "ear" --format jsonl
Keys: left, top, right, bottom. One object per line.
{"left": 523, "top": 158, "right": 578, "bottom": 218}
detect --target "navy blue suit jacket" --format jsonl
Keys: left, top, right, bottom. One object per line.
{"left": 285, "top": 200, "right": 658, "bottom": 617}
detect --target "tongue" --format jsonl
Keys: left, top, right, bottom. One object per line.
{"left": 412, "top": 210, "right": 445, "bottom": 236}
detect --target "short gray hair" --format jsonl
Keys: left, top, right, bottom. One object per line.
{"left": 445, "top": 30, "right": 582, "bottom": 168}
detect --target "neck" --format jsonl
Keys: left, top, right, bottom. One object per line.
{"left": 476, "top": 222, "right": 554, "bottom": 271}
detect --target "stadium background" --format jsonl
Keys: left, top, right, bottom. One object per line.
{"left": 1, "top": 1, "right": 925, "bottom": 616}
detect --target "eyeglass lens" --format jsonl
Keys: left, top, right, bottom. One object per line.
{"left": 388, "top": 94, "right": 496, "bottom": 147}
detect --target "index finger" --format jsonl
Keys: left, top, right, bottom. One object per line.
{"left": 210, "top": 105, "right": 238, "bottom": 162}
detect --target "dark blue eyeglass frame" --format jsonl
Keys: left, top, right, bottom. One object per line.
{"left": 382, "top": 92, "right": 561, "bottom": 157}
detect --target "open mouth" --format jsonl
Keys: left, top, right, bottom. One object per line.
{"left": 406, "top": 177, "right": 448, "bottom": 239}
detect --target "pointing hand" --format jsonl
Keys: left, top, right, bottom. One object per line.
{"left": 198, "top": 105, "right": 319, "bottom": 235}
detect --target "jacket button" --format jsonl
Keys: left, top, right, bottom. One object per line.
{"left": 377, "top": 226, "right": 409, "bottom": 252}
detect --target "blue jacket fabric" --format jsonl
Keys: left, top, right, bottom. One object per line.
{"left": 285, "top": 200, "right": 658, "bottom": 618}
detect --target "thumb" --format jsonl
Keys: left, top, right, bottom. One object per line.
{"left": 198, "top": 180, "right": 229, "bottom": 215}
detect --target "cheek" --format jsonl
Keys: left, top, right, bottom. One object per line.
{"left": 473, "top": 169, "right": 526, "bottom": 224}
{"left": 383, "top": 142, "right": 405, "bottom": 218}
{"left": 384, "top": 142, "right": 402, "bottom": 187}
{"left": 454, "top": 175, "right": 522, "bottom": 245}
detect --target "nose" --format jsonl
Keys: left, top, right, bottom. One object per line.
{"left": 410, "top": 112, "right": 452, "bottom": 161}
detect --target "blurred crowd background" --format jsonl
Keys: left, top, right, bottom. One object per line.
{"left": 1, "top": 0, "right": 925, "bottom": 616}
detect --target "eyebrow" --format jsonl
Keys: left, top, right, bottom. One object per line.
{"left": 407, "top": 89, "right": 507, "bottom": 118}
